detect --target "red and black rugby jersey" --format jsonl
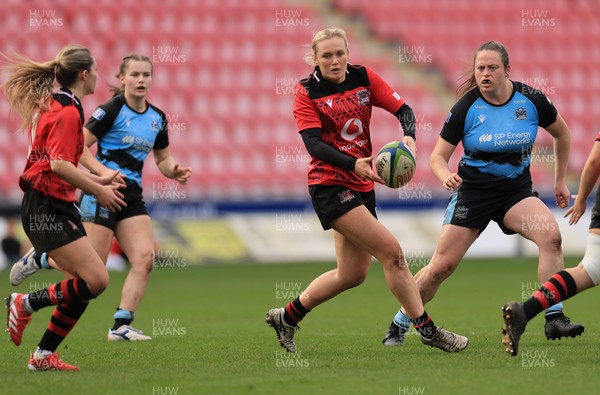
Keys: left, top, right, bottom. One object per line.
{"left": 293, "top": 64, "right": 404, "bottom": 191}
{"left": 20, "top": 88, "right": 85, "bottom": 202}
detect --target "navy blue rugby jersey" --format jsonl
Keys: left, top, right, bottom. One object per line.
{"left": 441, "top": 81, "right": 557, "bottom": 190}
{"left": 85, "top": 93, "right": 169, "bottom": 186}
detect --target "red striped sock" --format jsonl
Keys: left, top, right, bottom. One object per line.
{"left": 28, "top": 278, "right": 94, "bottom": 311}
{"left": 283, "top": 297, "right": 311, "bottom": 327}
{"left": 523, "top": 271, "right": 577, "bottom": 320}
{"left": 411, "top": 311, "right": 436, "bottom": 339}
{"left": 38, "top": 302, "right": 89, "bottom": 352}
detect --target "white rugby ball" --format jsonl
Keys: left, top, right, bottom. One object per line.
{"left": 375, "top": 141, "right": 416, "bottom": 188}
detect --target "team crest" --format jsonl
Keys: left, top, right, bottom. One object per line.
{"left": 338, "top": 189, "right": 355, "bottom": 204}
{"left": 515, "top": 107, "right": 527, "bottom": 120}
{"left": 152, "top": 120, "right": 160, "bottom": 132}
{"left": 454, "top": 205, "right": 469, "bottom": 220}
{"left": 356, "top": 89, "right": 370, "bottom": 107}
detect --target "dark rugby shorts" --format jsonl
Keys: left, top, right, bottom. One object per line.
{"left": 309, "top": 184, "right": 377, "bottom": 230}
{"left": 21, "top": 187, "right": 86, "bottom": 252}
{"left": 443, "top": 185, "right": 537, "bottom": 235}
{"left": 79, "top": 179, "right": 148, "bottom": 231}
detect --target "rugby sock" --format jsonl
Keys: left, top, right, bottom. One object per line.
{"left": 37, "top": 302, "right": 89, "bottom": 352}
{"left": 112, "top": 308, "right": 135, "bottom": 331}
{"left": 544, "top": 302, "right": 564, "bottom": 319}
{"left": 40, "top": 252, "right": 51, "bottom": 269}
{"left": 393, "top": 310, "right": 412, "bottom": 334}
{"left": 283, "top": 297, "right": 311, "bottom": 327}
{"left": 28, "top": 278, "right": 94, "bottom": 311}
{"left": 523, "top": 271, "right": 577, "bottom": 321}
{"left": 32, "top": 251, "right": 51, "bottom": 269}
{"left": 411, "top": 311, "right": 436, "bottom": 340}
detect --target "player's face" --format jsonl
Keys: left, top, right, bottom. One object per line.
{"left": 474, "top": 50, "right": 509, "bottom": 95}
{"left": 121, "top": 60, "right": 153, "bottom": 99}
{"left": 82, "top": 58, "right": 98, "bottom": 96}
{"left": 314, "top": 37, "right": 348, "bottom": 84}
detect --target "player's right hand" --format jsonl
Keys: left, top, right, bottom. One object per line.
{"left": 442, "top": 173, "right": 462, "bottom": 190}
{"left": 357, "top": 156, "right": 385, "bottom": 184}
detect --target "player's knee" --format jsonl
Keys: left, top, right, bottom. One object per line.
{"left": 540, "top": 228, "right": 562, "bottom": 254}
{"left": 130, "top": 250, "right": 155, "bottom": 274}
{"left": 379, "top": 243, "right": 405, "bottom": 267}
{"left": 428, "top": 259, "right": 457, "bottom": 282}
{"left": 87, "top": 272, "right": 109, "bottom": 297}
{"left": 342, "top": 270, "right": 368, "bottom": 288}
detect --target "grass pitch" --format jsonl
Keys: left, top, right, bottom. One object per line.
{"left": 1, "top": 257, "right": 599, "bottom": 395}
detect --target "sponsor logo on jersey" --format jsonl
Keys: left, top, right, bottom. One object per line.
{"left": 340, "top": 118, "right": 364, "bottom": 141}
{"left": 445, "top": 112, "right": 452, "bottom": 123}
{"left": 392, "top": 92, "right": 401, "bottom": 101}
{"left": 356, "top": 89, "right": 370, "bottom": 106}
{"left": 92, "top": 108, "right": 106, "bottom": 121}
{"left": 479, "top": 133, "right": 492, "bottom": 143}
{"left": 122, "top": 135, "right": 135, "bottom": 144}
{"left": 515, "top": 107, "right": 527, "bottom": 120}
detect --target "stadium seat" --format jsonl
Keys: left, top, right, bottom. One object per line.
{"left": 0, "top": 0, "right": 597, "bottom": 204}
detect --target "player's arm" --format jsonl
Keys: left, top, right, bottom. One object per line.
{"left": 82, "top": 100, "right": 124, "bottom": 180}
{"left": 299, "top": 129, "right": 382, "bottom": 182}
{"left": 293, "top": 85, "right": 355, "bottom": 170}
{"left": 565, "top": 140, "right": 600, "bottom": 224}
{"left": 78, "top": 129, "right": 126, "bottom": 185}
{"left": 153, "top": 147, "right": 192, "bottom": 184}
{"left": 395, "top": 104, "right": 417, "bottom": 155}
{"left": 529, "top": 86, "right": 570, "bottom": 207}
{"left": 51, "top": 160, "right": 125, "bottom": 211}
{"left": 367, "top": 67, "right": 417, "bottom": 154}
{"left": 430, "top": 137, "right": 461, "bottom": 190}
{"left": 300, "top": 128, "right": 356, "bottom": 170}
{"left": 79, "top": 128, "right": 110, "bottom": 173}
{"left": 544, "top": 113, "right": 571, "bottom": 207}
{"left": 434, "top": 97, "right": 470, "bottom": 191}
{"left": 47, "top": 107, "right": 125, "bottom": 210}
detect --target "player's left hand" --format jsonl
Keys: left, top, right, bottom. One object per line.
{"left": 173, "top": 164, "right": 192, "bottom": 185}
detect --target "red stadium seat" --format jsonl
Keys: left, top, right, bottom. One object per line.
{"left": 0, "top": 0, "right": 597, "bottom": 203}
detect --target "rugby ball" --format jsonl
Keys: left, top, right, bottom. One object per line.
{"left": 375, "top": 141, "right": 416, "bottom": 188}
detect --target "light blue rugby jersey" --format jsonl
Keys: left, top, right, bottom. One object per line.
{"left": 440, "top": 81, "right": 557, "bottom": 189}
{"left": 85, "top": 93, "right": 169, "bottom": 187}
